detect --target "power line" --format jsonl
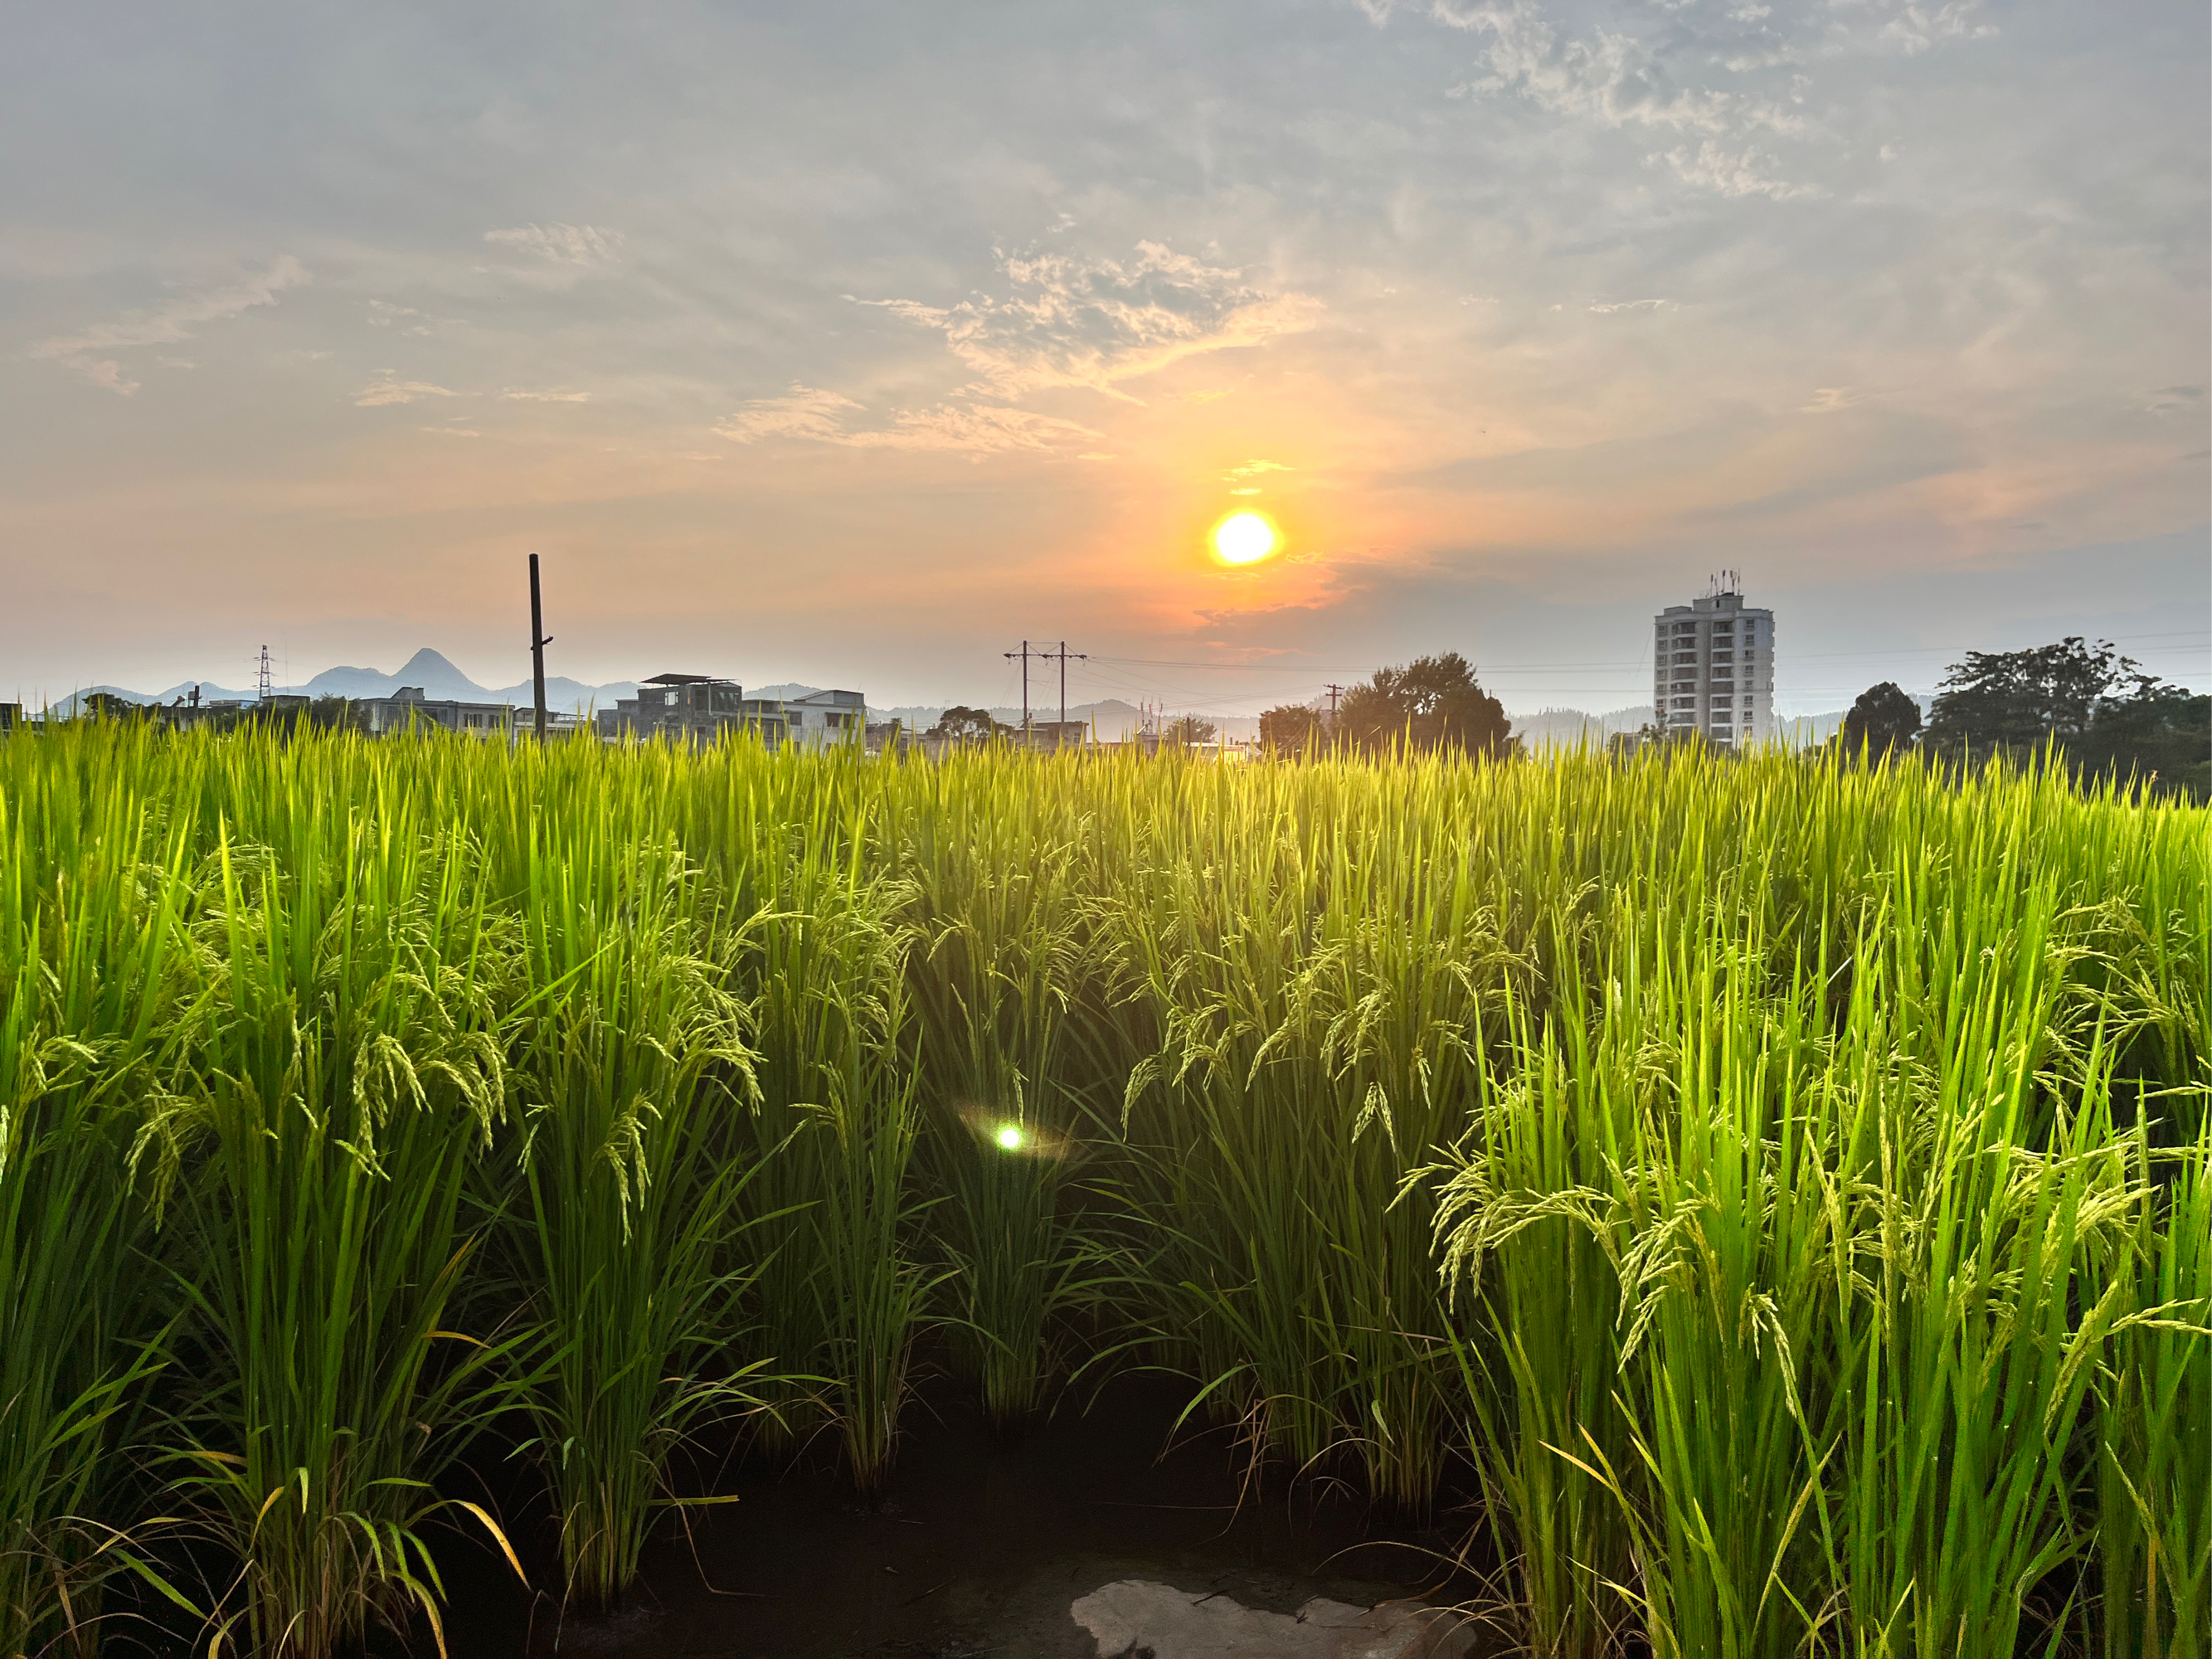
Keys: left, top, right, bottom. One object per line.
{"left": 1041, "top": 641, "right": 1087, "bottom": 729}
{"left": 1085, "top": 629, "right": 2208, "bottom": 679}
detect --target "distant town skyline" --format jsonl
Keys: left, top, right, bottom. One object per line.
{"left": 4, "top": 2, "right": 2206, "bottom": 716}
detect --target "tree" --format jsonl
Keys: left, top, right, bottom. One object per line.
{"left": 1924, "top": 637, "right": 2134, "bottom": 755}
{"left": 929, "top": 706, "right": 1009, "bottom": 742}
{"left": 1608, "top": 721, "right": 1669, "bottom": 757}
{"left": 1164, "top": 714, "right": 1218, "bottom": 747}
{"left": 1924, "top": 637, "right": 2210, "bottom": 799}
{"left": 76, "top": 692, "right": 147, "bottom": 722}
{"left": 1839, "top": 682, "right": 1923, "bottom": 758}
{"left": 2078, "top": 683, "right": 2212, "bottom": 801}
{"left": 1338, "top": 652, "right": 1515, "bottom": 758}
{"left": 1258, "top": 704, "right": 1324, "bottom": 752}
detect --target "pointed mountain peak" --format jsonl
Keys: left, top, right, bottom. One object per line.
{"left": 386, "top": 649, "right": 493, "bottom": 700}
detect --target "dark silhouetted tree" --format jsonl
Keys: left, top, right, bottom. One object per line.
{"left": 1924, "top": 637, "right": 2132, "bottom": 755}
{"left": 929, "top": 706, "right": 1009, "bottom": 742}
{"left": 76, "top": 692, "right": 146, "bottom": 722}
{"left": 1339, "top": 653, "right": 1515, "bottom": 757}
{"left": 1164, "top": 714, "right": 1218, "bottom": 747}
{"left": 1839, "top": 682, "right": 1923, "bottom": 758}
{"left": 2078, "top": 683, "right": 2212, "bottom": 800}
{"left": 1258, "top": 703, "right": 1325, "bottom": 752}
{"left": 1924, "top": 637, "right": 2209, "bottom": 799}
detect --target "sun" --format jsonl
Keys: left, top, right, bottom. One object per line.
{"left": 1211, "top": 511, "right": 1280, "bottom": 566}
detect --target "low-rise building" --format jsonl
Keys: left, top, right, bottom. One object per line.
{"left": 1015, "top": 720, "right": 1087, "bottom": 751}
{"left": 780, "top": 688, "right": 868, "bottom": 748}
{"left": 596, "top": 674, "right": 792, "bottom": 745}
{"left": 362, "top": 686, "right": 514, "bottom": 738}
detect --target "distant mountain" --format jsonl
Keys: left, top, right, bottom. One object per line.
{"left": 298, "top": 649, "right": 482, "bottom": 702}
{"left": 1509, "top": 705, "right": 1884, "bottom": 751}
{"left": 1777, "top": 713, "right": 1848, "bottom": 747}
{"left": 1511, "top": 705, "right": 1656, "bottom": 749}
{"left": 488, "top": 676, "right": 639, "bottom": 713}
{"left": 875, "top": 698, "right": 1183, "bottom": 741}
{"left": 40, "top": 650, "right": 642, "bottom": 718}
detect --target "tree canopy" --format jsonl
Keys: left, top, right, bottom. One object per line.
{"left": 1839, "top": 682, "right": 1923, "bottom": 758}
{"left": 1163, "top": 714, "right": 1218, "bottom": 747}
{"left": 1338, "top": 653, "right": 1515, "bottom": 758}
{"left": 928, "top": 706, "right": 1009, "bottom": 742}
{"left": 1925, "top": 637, "right": 2209, "bottom": 799}
{"left": 1258, "top": 703, "right": 1325, "bottom": 752}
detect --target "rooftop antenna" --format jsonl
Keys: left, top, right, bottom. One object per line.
{"left": 528, "top": 554, "right": 552, "bottom": 742}
{"left": 255, "top": 645, "right": 273, "bottom": 704}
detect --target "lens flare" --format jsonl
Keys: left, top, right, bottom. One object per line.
{"left": 955, "top": 1102, "right": 1077, "bottom": 1161}
{"left": 1211, "top": 511, "right": 1280, "bottom": 566}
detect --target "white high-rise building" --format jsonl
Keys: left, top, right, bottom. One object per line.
{"left": 1652, "top": 574, "right": 1774, "bottom": 747}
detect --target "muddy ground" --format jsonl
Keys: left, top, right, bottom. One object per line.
{"left": 432, "top": 1375, "right": 1494, "bottom": 1659}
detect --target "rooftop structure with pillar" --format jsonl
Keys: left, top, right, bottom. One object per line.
{"left": 1653, "top": 573, "right": 1774, "bottom": 748}
{"left": 596, "top": 673, "right": 789, "bottom": 745}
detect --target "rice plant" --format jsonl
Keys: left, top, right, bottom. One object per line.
{"left": 897, "top": 754, "right": 1105, "bottom": 1425}
{"left": 0, "top": 727, "right": 198, "bottom": 1657}
{"left": 503, "top": 830, "right": 771, "bottom": 1608}
{"left": 142, "top": 772, "right": 520, "bottom": 1659}
{"left": 0, "top": 720, "right": 2203, "bottom": 1659}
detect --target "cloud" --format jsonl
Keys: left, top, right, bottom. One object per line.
{"left": 714, "top": 384, "right": 864, "bottom": 443}
{"left": 714, "top": 384, "right": 1104, "bottom": 456}
{"left": 2146, "top": 385, "right": 2204, "bottom": 416}
{"left": 1587, "top": 298, "right": 1669, "bottom": 314}
{"left": 1223, "top": 458, "right": 1295, "bottom": 479}
{"left": 1653, "top": 141, "right": 1820, "bottom": 200}
{"left": 484, "top": 223, "right": 625, "bottom": 265}
{"left": 850, "top": 404, "right": 1107, "bottom": 454}
{"left": 355, "top": 374, "right": 460, "bottom": 406}
{"left": 1435, "top": 2, "right": 1736, "bottom": 134}
{"left": 420, "top": 426, "right": 479, "bottom": 437}
{"left": 501, "top": 387, "right": 592, "bottom": 401}
{"left": 1802, "top": 386, "right": 1873, "bottom": 413}
{"left": 31, "top": 255, "right": 309, "bottom": 395}
{"left": 1876, "top": 1, "right": 1997, "bottom": 57}
{"left": 1422, "top": 2, "right": 1846, "bottom": 198}
{"left": 367, "top": 299, "right": 432, "bottom": 334}
{"left": 158, "top": 357, "right": 197, "bottom": 368}
{"left": 851, "top": 241, "right": 1320, "bottom": 401}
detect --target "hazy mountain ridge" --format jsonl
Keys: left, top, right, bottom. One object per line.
{"left": 33, "top": 654, "right": 1894, "bottom": 747}
{"left": 41, "top": 649, "right": 643, "bottom": 717}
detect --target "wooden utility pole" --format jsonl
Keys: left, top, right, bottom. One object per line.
{"left": 1324, "top": 682, "right": 1345, "bottom": 731}
{"left": 528, "top": 554, "right": 552, "bottom": 741}
{"left": 1003, "top": 640, "right": 1034, "bottom": 739}
{"left": 1042, "top": 641, "right": 1087, "bottom": 738}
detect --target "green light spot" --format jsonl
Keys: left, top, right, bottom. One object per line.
{"left": 995, "top": 1125, "right": 1024, "bottom": 1151}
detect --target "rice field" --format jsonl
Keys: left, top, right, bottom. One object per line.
{"left": 1, "top": 722, "right": 2204, "bottom": 1658}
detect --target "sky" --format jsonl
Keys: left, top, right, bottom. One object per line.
{"left": 3, "top": 0, "right": 2206, "bottom": 720}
